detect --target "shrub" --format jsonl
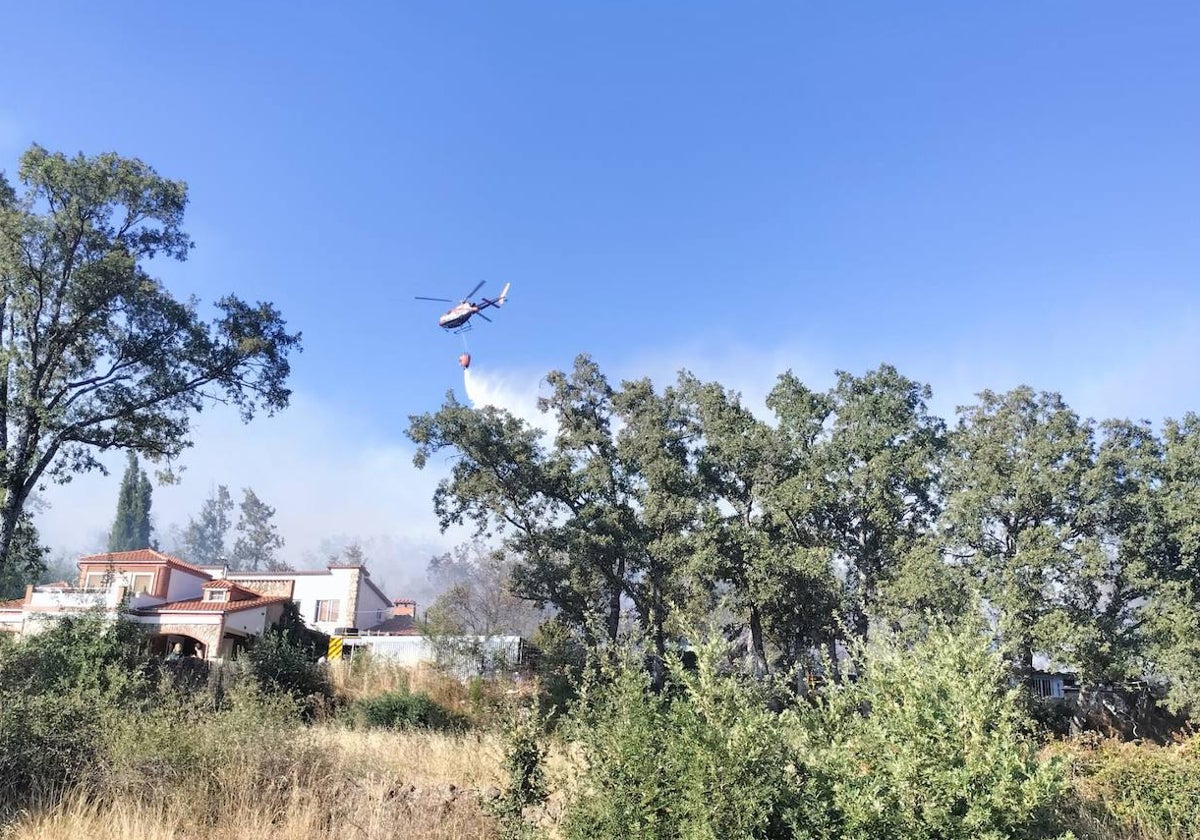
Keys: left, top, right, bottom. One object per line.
{"left": 245, "top": 628, "right": 332, "bottom": 717}
{"left": 1067, "top": 736, "right": 1200, "bottom": 839}
{"left": 0, "top": 610, "right": 151, "bottom": 703}
{"left": 805, "top": 623, "right": 1071, "bottom": 840}
{"left": 0, "top": 693, "right": 99, "bottom": 810}
{"left": 559, "top": 644, "right": 831, "bottom": 840}
{"left": 352, "top": 689, "right": 467, "bottom": 731}
{"left": 529, "top": 618, "right": 585, "bottom": 726}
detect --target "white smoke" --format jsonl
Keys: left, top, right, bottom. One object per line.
{"left": 462, "top": 365, "right": 558, "bottom": 440}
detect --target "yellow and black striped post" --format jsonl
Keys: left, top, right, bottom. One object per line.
{"left": 327, "top": 636, "right": 344, "bottom": 661}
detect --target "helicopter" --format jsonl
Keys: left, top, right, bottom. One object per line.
{"left": 416, "top": 281, "right": 511, "bottom": 332}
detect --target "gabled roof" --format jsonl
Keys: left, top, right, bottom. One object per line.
{"left": 78, "top": 549, "right": 210, "bottom": 577}
{"left": 134, "top": 594, "right": 289, "bottom": 615}
{"left": 201, "top": 579, "right": 264, "bottom": 602}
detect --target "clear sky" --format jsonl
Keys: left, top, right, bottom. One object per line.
{"left": 4, "top": 2, "right": 1199, "bottom": 593}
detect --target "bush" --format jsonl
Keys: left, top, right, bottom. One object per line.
{"left": 559, "top": 644, "right": 831, "bottom": 840}
{"left": 805, "top": 624, "right": 1071, "bottom": 840}
{"left": 0, "top": 693, "right": 99, "bottom": 810}
{"left": 530, "top": 618, "right": 586, "bottom": 726}
{"left": 352, "top": 689, "right": 467, "bottom": 731}
{"left": 245, "top": 628, "right": 332, "bottom": 717}
{"left": 1067, "top": 736, "right": 1200, "bottom": 839}
{"left": 0, "top": 610, "right": 151, "bottom": 703}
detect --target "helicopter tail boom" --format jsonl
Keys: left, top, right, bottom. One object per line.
{"left": 478, "top": 282, "right": 511, "bottom": 311}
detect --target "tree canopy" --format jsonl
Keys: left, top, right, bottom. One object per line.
{"left": 409, "top": 354, "right": 1200, "bottom": 715}
{"left": 0, "top": 144, "right": 300, "bottom": 572}
{"left": 107, "top": 452, "right": 152, "bottom": 552}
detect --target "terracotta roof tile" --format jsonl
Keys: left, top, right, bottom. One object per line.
{"left": 135, "top": 594, "right": 289, "bottom": 615}
{"left": 0, "top": 598, "right": 24, "bottom": 610}
{"left": 202, "top": 579, "right": 237, "bottom": 589}
{"left": 78, "top": 549, "right": 210, "bottom": 577}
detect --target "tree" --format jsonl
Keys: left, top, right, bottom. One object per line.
{"left": 943, "top": 387, "right": 1101, "bottom": 680}
{"left": 0, "top": 510, "right": 48, "bottom": 599}
{"left": 686, "top": 374, "right": 841, "bottom": 675}
{"left": 425, "top": 543, "right": 543, "bottom": 637}
{"left": 107, "top": 452, "right": 152, "bottom": 551}
{"left": 231, "top": 487, "right": 286, "bottom": 571}
{"left": 821, "top": 365, "right": 945, "bottom": 642}
{"left": 180, "top": 485, "right": 234, "bottom": 564}
{"left": 0, "top": 144, "right": 300, "bottom": 574}
{"left": 409, "top": 358, "right": 628, "bottom": 646}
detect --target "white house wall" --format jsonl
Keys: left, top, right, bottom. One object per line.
{"left": 353, "top": 578, "right": 392, "bottom": 630}
{"left": 166, "top": 569, "right": 208, "bottom": 602}
{"left": 223, "top": 607, "right": 269, "bottom": 636}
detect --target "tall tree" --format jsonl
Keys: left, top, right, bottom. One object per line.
{"left": 0, "top": 144, "right": 300, "bottom": 574}
{"left": 409, "top": 356, "right": 633, "bottom": 646}
{"left": 180, "top": 485, "right": 234, "bottom": 564}
{"left": 613, "top": 375, "right": 704, "bottom": 688}
{"left": 231, "top": 487, "right": 286, "bottom": 571}
{"left": 822, "top": 365, "right": 945, "bottom": 642}
{"left": 1143, "top": 413, "right": 1200, "bottom": 714}
{"left": 943, "top": 387, "right": 1101, "bottom": 680}
{"left": 686, "top": 373, "right": 841, "bottom": 675}
{"left": 107, "top": 452, "right": 153, "bottom": 551}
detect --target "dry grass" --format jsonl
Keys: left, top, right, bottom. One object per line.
{"left": 329, "top": 659, "right": 468, "bottom": 704}
{"left": 309, "top": 726, "right": 506, "bottom": 788}
{"left": 3, "top": 725, "right": 503, "bottom": 840}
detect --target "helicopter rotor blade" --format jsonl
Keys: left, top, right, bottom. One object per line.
{"left": 415, "top": 296, "right": 454, "bottom": 302}
{"left": 476, "top": 312, "right": 493, "bottom": 323}
{"left": 463, "top": 280, "right": 486, "bottom": 301}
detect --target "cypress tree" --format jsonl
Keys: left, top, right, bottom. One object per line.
{"left": 108, "top": 453, "right": 153, "bottom": 552}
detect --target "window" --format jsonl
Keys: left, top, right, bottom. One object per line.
{"left": 128, "top": 573, "right": 154, "bottom": 595}
{"left": 203, "top": 589, "right": 229, "bottom": 602}
{"left": 1033, "top": 676, "right": 1064, "bottom": 699}
{"left": 315, "top": 600, "right": 340, "bottom": 623}
{"left": 84, "top": 572, "right": 108, "bottom": 590}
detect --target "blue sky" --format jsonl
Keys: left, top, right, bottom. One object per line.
{"left": 4, "top": 3, "right": 1199, "bottom": 590}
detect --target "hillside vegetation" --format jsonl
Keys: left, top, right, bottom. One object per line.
{"left": 1, "top": 614, "right": 1199, "bottom": 840}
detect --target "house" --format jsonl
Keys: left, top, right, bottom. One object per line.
{"left": 199, "top": 562, "right": 394, "bottom": 635}
{"left": 0, "top": 549, "right": 397, "bottom": 660}
{"left": 1030, "top": 653, "right": 1080, "bottom": 700}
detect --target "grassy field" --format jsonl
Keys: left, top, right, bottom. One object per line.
{"left": 5, "top": 726, "right": 504, "bottom": 840}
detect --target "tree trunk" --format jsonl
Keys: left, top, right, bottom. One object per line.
{"left": 0, "top": 480, "right": 25, "bottom": 573}
{"left": 605, "top": 557, "right": 624, "bottom": 643}
{"left": 650, "top": 589, "right": 667, "bottom": 694}
{"left": 749, "top": 602, "right": 768, "bottom": 677}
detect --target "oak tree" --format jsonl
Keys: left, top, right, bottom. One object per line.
{"left": 0, "top": 145, "right": 299, "bottom": 572}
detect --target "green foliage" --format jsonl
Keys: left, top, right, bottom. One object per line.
{"left": 491, "top": 709, "right": 549, "bottom": 840}
{"left": 108, "top": 451, "right": 154, "bottom": 551}
{"left": 530, "top": 617, "right": 586, "bottom": 724}
{"left": 180, "top": 484, "right": 234, "bottom": 565}
{"left": 561, "top": 644, "right": 829, "bottom": 840}
{"left": 350, "top": 689, "right": 466, "bottom": 731}
{"left": 0, "top": 693, "right": 99, "bottom": 811}
{"left": 806, "top": 623, "right": 1070, "bottom": 840}
{"left": 0, "top": 510, "right": 49, "bottom": 599}
{"left": 245, "top": 627, "right": 331, "bottom": 716}
{"left": 0, "top": 144, "right": 300, "bottom": 572}
{"left": 0, "top": 610, "right": 151, "bottom": 703}
{"left": 231, "top": 486, "right": 287, "bottom": 571}
{"left": 1068, "top": 737, "right": 1200, "bottom": 840}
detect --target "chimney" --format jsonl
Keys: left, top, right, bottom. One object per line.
{"left": 393, "top": 599, "right": 416, "bottom": 618}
